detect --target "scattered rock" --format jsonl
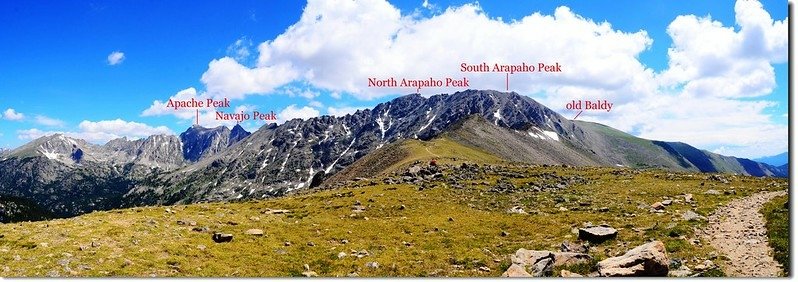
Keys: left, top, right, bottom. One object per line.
{"left": 724, "top": 190, "right": 736, "bottom": 195}
{"left": 598, "top": 207, "right": 610, "bottom": 212}
{"left": 553, "top": 252, "right": 593, "bottom": 267}
{"left": 651, "top": 202, "right": 665, "bottom": 210}
{"left": 479, "top": 266, "right": 491, "bottom": 272}
{"left": 596, "top": 241, "right": 669, "bottom": 277}
{"left": 704, "top": 189, "right": 721, "bottom": 195}
{"left": 661, "top": 200, "right": 673, "bottom": 206}
{"left": 507, "top": 206, "right": 526, "bottom": 214}
{"left": 302, "top": 271, "right": 318, "bottom": 277}
{"left": 192, "top": 226, "right": 209, "bottom": 232}
{"left": 560, "top": 270, "right": 583, "bottom": 277}
{"left": 340, "top": 239, "right": 349, "bottom": 244}
{"left": 692, "top": 260, "right": 716, "bottom": 272}
{"left": 668, "top": 265, "right": 692, "bottom": 277}
{"left": 284, "top": 241, "right": 292, "bottom": 246}
{"left": 176, "top": 219, "right": 197, "bottom": 226}
{"left": 682, "top": 211, "right": 705, "bottom": 221}
{"left": 500, "top": 230, "right": 510, "bottom": 237}
{"left": 245, "top": 229, "right": 264, "bottom": 236}
{"left": 684, "top": 194, "right": 694, "bottom": 203}
{"left": 338, "top": 252, "right": 347, "bottom": 259}
{"left": 307, "top": 241, "right": 315, "bottom": 247}
{"left": 366, "top": 261, "right": 380, "bottom": 269}
{"left": 578, "top": 225, "right": 618, "bottom": 243}
{"left": 211, "top": 233, "right": 233, "bottom": 243}
{"left": 560, "top": 241, "right": 588, "bottom": 253}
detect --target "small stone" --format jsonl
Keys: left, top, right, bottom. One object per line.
{"left": 560, "top": 270, "right": 583, "bottom": 277}
{"left": 302, "top": 271, "right": 318, "bottom": 277}
{"left": 479, "top": 266, "right": 491, "bottom": 272}
{"left": 448, "top": 217, "right": 454, "bottom": 222}
{"left": 192, "top": 226, "right": 209, "bottom": 232}
{"left": 704, "top": 189, "right": 721, "bottom": 195}
{"left": 651, "top": 202, "right": 665, "bottom": 210}
{"left": 338, "top": 252, "right": 347, "bottom": 259}
{"left": 307, "top": 241, "right": 315, "bottom": 247}
{"left": 245, "top": 229, "right": 264, "bottom": 236}
{"left": 598, "top": 207, "right": 609, "bottom": 212}
{"left": 211, "top": 233, "right": 233, "bottom": 243}
{"left": 500, "top": 230, "right": 510, "bottom": 237}
{"left": 399, "top": 205, "right": 406, "bottom": 210}
{"left": 661, "top": 200, "right": 673, "bottom": 206}
{"left": 284, "top": 241, "right": 292, "bottom": 246}
{"left": 197, "top": 245, "right": 206, "bottom": 251}
{"left": 366, "top": 261, "right": 380, "bottom": 269}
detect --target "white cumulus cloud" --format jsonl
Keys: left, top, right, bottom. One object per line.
{"left": 3, "top": 108, "right": 24, "bottom": 121}
{"left": 279, "top": 104, "right": 320, "bottom": 123}
{"left": 147, "top": 0, "right": 785, "bottom": 158}
{"left": 107, "top": 51, "right": 126, "bottom": 65}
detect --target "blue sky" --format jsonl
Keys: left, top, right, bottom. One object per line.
{"left": 0, "top": 0, "right": 788, "bottom": 158}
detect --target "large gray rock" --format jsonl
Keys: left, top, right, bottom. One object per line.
{"left": 597, "top": 241, "right": 669, "bottom": 277}
{"left": 578, "top": 225, "right": 618, "bottom": 243}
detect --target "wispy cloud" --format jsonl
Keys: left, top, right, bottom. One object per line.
{"left": 34, "top": 115, "right": 65, "bottom": 127}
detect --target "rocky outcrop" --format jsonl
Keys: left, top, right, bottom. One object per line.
{"left": 596, "top": 241, "right": 669, "bottom": 277}
{"left": 502, "top": 249, "right": 593, "bottom": 277}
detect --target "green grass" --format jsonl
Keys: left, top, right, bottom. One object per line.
{"left": 761, "top": 195, "right": 789, "bottom": 276}
{"left": 0, "top": 158, "right": 788, "bottom": 277}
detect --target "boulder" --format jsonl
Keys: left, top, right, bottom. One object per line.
{"left": 578, "top": 225, "right": 618, "bottom": 243}
{"left": 597, "top": 241, "right": 669, "bottom": 277}
{"left": 501, "top": 264, "right": 532, "bottom": 277}
{"left": 212, "top": 233, "right": 233, "bottom": 243}
{"left": 505, "top": 249, "right": 555, "bottom": 277}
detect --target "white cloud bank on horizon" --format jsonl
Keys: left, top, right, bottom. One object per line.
{"left": 145, "top": 0, "right": 786, "bottom": 158}
{"left": 18, "top": 119, "right": 173, "bottom": 144}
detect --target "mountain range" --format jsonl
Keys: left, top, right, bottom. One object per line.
{"left": 753, "top": 152, "right": 788, "bottom": 167}
{"left": 0, "top": 90, "right": 787, "bottom": 221}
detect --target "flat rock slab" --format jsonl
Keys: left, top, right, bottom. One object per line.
{"left": 578, "top": 225, "right": 617, "bottom": 243}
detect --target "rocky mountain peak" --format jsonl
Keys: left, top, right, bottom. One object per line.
{"left": 229, "top": 124, "right": 251, "bottom": 145}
